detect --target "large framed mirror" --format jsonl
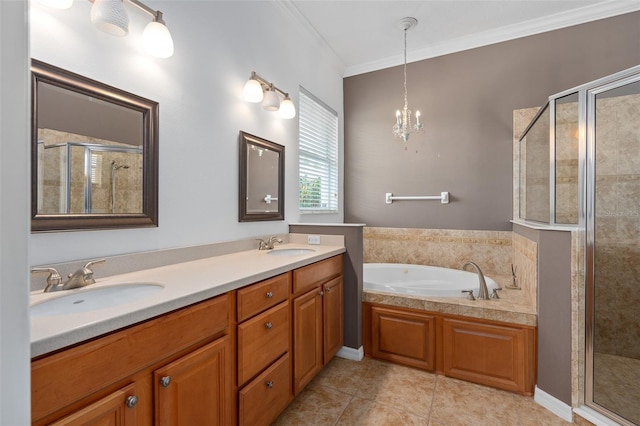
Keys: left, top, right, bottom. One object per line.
{"left": 31, "top": 59, "right": 159, "bottom": 232}
{"left": 239, "top": 131, "right": 284, "bottom": 222}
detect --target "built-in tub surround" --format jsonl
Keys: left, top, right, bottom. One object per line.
{"left": 30, "top": 234, "right": 345, "bottom": 357}
{"left": 362, "top": 227, "right": 538, "bottom": 326}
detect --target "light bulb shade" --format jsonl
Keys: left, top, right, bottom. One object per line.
{"left": 279, "top": 97, "right": 296, "bottom": 119}
{"left": 262, "top": 89, "right": 280, "bottom": 111}
{"left": 143, "top": 21, "right": 174, "bottom": 58}
{"left": 243, "top": 78, "right": 264, "bottom": 103}
{"left": 90, "top": 0, "right": 129, "bottom": 37}
{"left": 37, "top": 0, "right": 73, "bottom": 9}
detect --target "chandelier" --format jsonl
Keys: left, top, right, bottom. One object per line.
{"left": 392, "top": 17, "right": 424, "bottom": 142}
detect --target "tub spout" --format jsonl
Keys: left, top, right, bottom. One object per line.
{"left": 462, "top": 261, "right": 489, "bottom": 300}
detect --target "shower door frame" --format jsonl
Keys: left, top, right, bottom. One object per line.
{"left": 583, "top": 69, "right": 640, "bottom": 426}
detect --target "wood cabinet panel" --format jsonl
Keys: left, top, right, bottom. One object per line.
{"left": 323, "top": 277, "right": 344, "bottom": 363}
{"left": 238, "top": 353, "right": 292, "bottom": 426}
{"left": 237, "top": 301, "right": 289, "bottom": 385}
{"left": 32, "top": 294, "right": 229, "bottom": 423}
{"left": 443, "top": 318, "right": 531, "bottom": 394}
{"left": 370, "top": 305, "right": 436, "bottom": 371}
{"left": 292, "top": 255, "right": 342, "bottom": 295}
{"left": 237, "top": 273, "right": 290, "bottom": 322}
{"left": 155, "top": 336, "right": 231, "bottom": 426}
{"left": 293, "top": 287, "right": 323, "bottom": 394}
{"left": 363, "top": 303, "right": 536, "bottom": 395}
{"left": 51, "top": 383, "right": 138, "bottom": 426}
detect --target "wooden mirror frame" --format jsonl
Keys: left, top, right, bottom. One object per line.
{"left": 31, "top": 59, "right": 159, "bottom": 232}
{"left": 239, "top": 131, "right": 285, "bottom": 222}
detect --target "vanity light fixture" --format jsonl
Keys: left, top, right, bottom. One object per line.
{"left": 60, "top": 0, "right": 175, "bottom": 57}
{"left": 392, "top": 17, "right": 424, "bottom": 142}
{"left": 243, "top": 71, "right": 296, "bottom": 119}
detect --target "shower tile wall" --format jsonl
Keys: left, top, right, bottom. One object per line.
{"left": 594, "top": 94, "right": 640, "bottom": 360}
{"left": 571, "top": 230, "right": 585, "bottom": 406}
{"left": 556, "top": 101, "right": 580, "bottom": 224}
{"left": 37, "top": 128, "right": 143, "bottom": 214}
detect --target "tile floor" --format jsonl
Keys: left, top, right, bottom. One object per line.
{"left": 274, "top": 356, "right": 573, "bottom": 425}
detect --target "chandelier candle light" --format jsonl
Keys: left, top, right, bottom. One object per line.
{"left": 392, "top": 17, "right": 424, "bottom": 142}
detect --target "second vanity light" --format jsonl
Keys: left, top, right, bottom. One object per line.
{"left": 243, "top": 72, "right": 296, "bottom": 119}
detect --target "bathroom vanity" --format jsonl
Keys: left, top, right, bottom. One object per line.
{"left": 30, "top": 246, "right": 344, "bottom": 426}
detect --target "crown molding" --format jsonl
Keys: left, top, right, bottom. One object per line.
{"left": 344, "top": 1, "right": 640, "bottom": 77}
{"left": 272, "top": 0, "right": 345, "bottom": 75}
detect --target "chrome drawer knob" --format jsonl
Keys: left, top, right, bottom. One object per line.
{"left": 126, "top": 395, "right": 138, "bottom": 408}
{"left": 318, "top": 291, "right": 324, "bottom": 296}
{"left": 266, "top": 291, "right": 274, "bottom": 298}
{"left": 325, "top": 286, "right": 331, "bottom": 293}
{"left": 160, "top": 376, "right": 172, "bottom": 388}
{"left": 266, "top": 381, "right": 274, "bottom": 389}
{"left": 265, "top": 322, "right": 273, "bottom": 329}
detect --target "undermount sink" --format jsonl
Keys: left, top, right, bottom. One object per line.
{"left": 31, "top": 283, "right": 164, "bottom": 317}
{"left": 266, "top": 248, "right": 316, "bottom": 256}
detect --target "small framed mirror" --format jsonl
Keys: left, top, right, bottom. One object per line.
{"left": 239, "top": 131, "right": 284, "bottom": 222}
{"left": 31, "top": 59, "right": 159, "bottom": 232}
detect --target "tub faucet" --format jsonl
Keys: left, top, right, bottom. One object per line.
{"left": 462, "top": 261, "right": 489, "bottom": 300}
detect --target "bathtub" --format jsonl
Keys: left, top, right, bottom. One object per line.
{"left": 363, "top": 263, "right": 499, "bottom": 298}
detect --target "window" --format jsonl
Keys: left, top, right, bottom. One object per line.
{"left": 298, "top": 88, "right": 338, "bottom": 213}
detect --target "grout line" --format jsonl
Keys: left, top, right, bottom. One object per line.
{"left": 426, "top": 373, "right": 439, "bottom": 424}
{"left": 333, "top": 394, "right": 355, "bottom": 425}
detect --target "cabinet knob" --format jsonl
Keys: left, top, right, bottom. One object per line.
{"left": 318, "top": 291, "right": 324, "bottom": 296}
{"left": 125, "top": 395, "right": 138, "bottom": 408}
{"left": 266, "top": 291, "right": 274, "bottom": 298}
{"left": 265, "top": 322, "right": 273, "bottom": 329}
{"left": 160, "top": 376, "right": 172, "bottom": 388}
{"left": 266, "top": 381, "right": 274, "bottom": 389}
{"left": 325, "top": 286, "right": 331, "bottom": 293}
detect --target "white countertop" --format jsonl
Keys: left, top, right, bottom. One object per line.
{"left": 30, "top": 243, "right": 345, "bottom": 358}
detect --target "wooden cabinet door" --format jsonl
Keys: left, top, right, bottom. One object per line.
{"left": 51, "top": 383, "right": 139, "bottom": 426}
{"left": 370, "top": 305, "right": 436, "bottom": 371}
{"left": 155, "top": 336, "right": 231, "bottom": 426}
{"left": 443, "top": 318, "right": 528, "bottom": 393}
{"left": 323, "top": 277, "right": 343, "bottom": 363}
{"left": 293, "top": 287, "right": 323, "bottom": 394}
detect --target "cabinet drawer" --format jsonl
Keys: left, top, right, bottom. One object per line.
{"left": 237, "top": 273, "right": 290, "bottom": 322}
{"left": 237, "top": 301, "right": 290, "bottom": 385}
{"left": 238, "top": 353, "right": 292, "bottom": 426}
{"left": 292, "top": 255, "right": 342, "bottom": 295}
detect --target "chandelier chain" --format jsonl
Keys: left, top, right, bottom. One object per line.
{"left": 403, "top": 28, "right": 408, "bottom": 110}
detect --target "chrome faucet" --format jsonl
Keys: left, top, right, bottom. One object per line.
{"left": 31, "top": 259, "right": 105, "bottom": 292}
{"left": 257, "top": 236, "right": 283, "bottom": 250}
{"left": 462, "top": 261, "right": 489, "bottom": 300}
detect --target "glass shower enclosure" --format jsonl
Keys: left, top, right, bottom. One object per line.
{"left": 518, "top": 66, "right": 640, "bottom": 426}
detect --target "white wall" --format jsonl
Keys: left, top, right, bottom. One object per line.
{"left": 30, "top": 0, "right": 345, "bottom": 266}
{"left": 1, "top": 1, "right": 31, "bottom": 423}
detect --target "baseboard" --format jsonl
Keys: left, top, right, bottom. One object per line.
{"left": 336, "top": 345, "right": 364, "bottom": 361}
{"left": 534, "top": 386, "right": 573, "bottom": 422}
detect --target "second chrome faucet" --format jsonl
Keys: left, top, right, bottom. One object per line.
{"left": 257, "top": 236, "right": 283, "bottom": 250}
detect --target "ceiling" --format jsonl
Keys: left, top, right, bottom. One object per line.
{"left": 284, "top": 0, "right": 640, "bottom": 77}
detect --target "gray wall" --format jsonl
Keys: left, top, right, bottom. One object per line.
{"left": 290, "top": 224, "right": 364, "bottom": 350}
{"left": 344, "top": 11, "right": 640, "bottom": 230}
{"left": 514, "top": 224, "right": 572, "bottom": 405}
